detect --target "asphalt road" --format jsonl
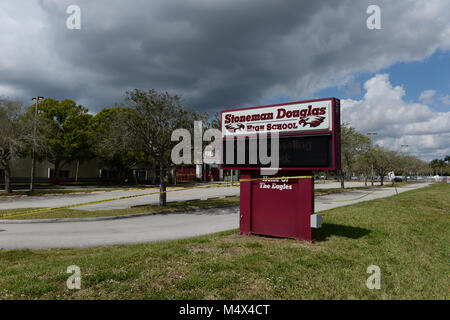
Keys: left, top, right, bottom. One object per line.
{"left": 0, "top": 183, "right": 429, "bottom": 250}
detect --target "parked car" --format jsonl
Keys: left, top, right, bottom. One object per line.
{"left": 393, "top": 177, "right": 403, "bottom": 182}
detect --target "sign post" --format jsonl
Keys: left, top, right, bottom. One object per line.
{"left": 221, "top": 98, "right": 341, "bottom": 241}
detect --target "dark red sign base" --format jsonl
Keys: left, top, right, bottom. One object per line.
{"left": 239, "top": 171, "right": 314, "bottom": 242}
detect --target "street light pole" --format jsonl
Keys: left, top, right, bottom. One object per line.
{"left": 367, "top": 132, "right": 377, "bottom": 186}
{"left": 30, "top": 96, "right": 44, "bottom": 195}
{"left": 401, "top": 144, "right": 409, "bottom": 182}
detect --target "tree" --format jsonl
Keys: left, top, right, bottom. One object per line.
{"left": 0, "top": 99, "right": 26, "bottom": 193}
{"left": 339, "top": 124, "right": 371, "bottom": 188}
{"left": 415, "top": 158, "right": 430, "bottom": 176}
{"left": 371, "top": 146, "right": 398, "bottom": 186}
{"left": 336, "top": 126, "right": 434, "bottom": 185}
{"left": 125, "top": 89, "right": 203, "bottom": 206}
{"left": 430, "top": 158, "right": 447, "bottom": 176}
{"left": 396, "top": 154, "right": 420, "bottom": 182}
{"left": 38, "top": 98, "right": 94, "bottom": 180}
{"left": 354, "top": 147, "right": 374, "bottom": 186}
{"left": 208, "top": 112, "right": 220, "bottom": 130}
{"left": 92, "top": 106, "right": 146, "bottom": 182}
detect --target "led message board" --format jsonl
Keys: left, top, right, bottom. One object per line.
{"left": 220, "top": 98, "right": 341, "bottom": 171}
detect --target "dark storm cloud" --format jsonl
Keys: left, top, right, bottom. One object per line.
{"left": 37, "top": 0, "right": 334, "bottom": 111}
{"left": 1, "top": 0, "right": 449, "bottom": 115}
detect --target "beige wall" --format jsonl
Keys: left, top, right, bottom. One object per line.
{"left": 0, "top": 157, "right": 101, "bottom": 180}
{"left": 67, "top": 159, "right": 101, "bottom": 179}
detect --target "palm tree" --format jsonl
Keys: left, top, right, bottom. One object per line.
{"left": 430, "top": 159, "right": 446, "bottom": 175}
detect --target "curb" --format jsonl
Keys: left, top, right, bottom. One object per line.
{"left": 0, "top": 204, "right": 239, "bottom": 224}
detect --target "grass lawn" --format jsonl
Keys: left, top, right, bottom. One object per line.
{"left": 0, "top": 183, "right": 447, "bottom": 299}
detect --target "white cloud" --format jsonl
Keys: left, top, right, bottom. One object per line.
{"left": 419, "top": 90, "right": 436, "bottom": 104}
{"left": 342, "top": 74, "right": 450, "bottom": 161}
{"left": 439, "top": 95, "right": 450, "bottom": 107}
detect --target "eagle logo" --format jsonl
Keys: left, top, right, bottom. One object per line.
{"left": 298, "top": 116, "right": 325, "bottom": 128}
{"left": 225, "top": 123, "right": 245, "bottom": 133}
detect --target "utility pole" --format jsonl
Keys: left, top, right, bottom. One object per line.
{"left": 367, "top": 132, "right": 377, "bottom": 186}
{"left": 30, "top": 96, "right": 44, "bottom": 195}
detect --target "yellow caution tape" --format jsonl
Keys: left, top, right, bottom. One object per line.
{"left": 239, "top": 175, "right": 313, "bottom": 182}
{"left": 0, "top": 175, "right": 314, "bottom": 219}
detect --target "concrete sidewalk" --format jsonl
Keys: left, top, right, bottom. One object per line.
{"left": 315, "top": 183, "right": 427, "bottom": 211}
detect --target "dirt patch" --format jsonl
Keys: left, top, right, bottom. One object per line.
{"left": 189, "top": 246, "right": 212, "bottom": 253}
{"left": 222, "top": 233, "right": 321, "bottom": 251}
{"left": 222, "top": 247, "right": 245, "bottom": 256}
